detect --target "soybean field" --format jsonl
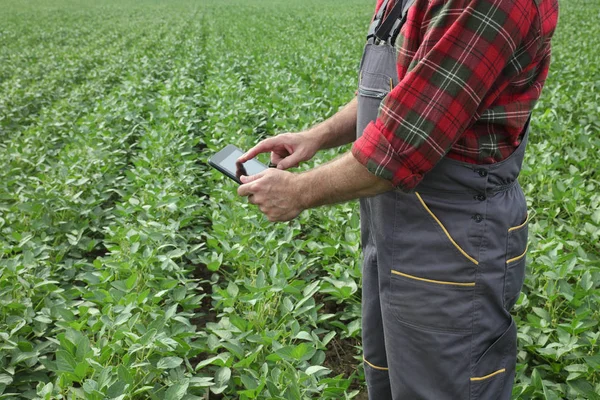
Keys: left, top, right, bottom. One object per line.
{"left": 0, "top": 0, "right": 599, "bottom": 399}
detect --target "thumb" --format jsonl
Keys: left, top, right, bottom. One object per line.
{"left": 240, "top": 170, "right": 267, "bottom": 184}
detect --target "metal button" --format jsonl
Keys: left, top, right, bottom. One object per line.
{"left": 473, "top": 214, "right": 484, "bottom": 223}
{"left": 474, "top": 194, "right": 486, "bottom": 201}
{"left": 476, "top": 169, "right": 488, "bottom": 177}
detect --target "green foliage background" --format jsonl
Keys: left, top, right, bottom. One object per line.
{"left": 0, "top": 0, "right": 598, "bottom": 399}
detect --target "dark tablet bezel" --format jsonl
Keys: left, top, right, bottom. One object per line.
{"left": 208, "top": 144, "right": 268, "bottom": 184}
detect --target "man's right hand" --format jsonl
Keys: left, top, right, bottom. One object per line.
{"left": 237, "top": 132, "right": 320, "bottom": 170}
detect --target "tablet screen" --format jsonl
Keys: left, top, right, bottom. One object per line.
{"left": 219, "top": 148, "right": 267, "bottom": 178}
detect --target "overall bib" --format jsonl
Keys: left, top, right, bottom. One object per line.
{"left": 357, "top": 1, "right": 529, "bottom": 399}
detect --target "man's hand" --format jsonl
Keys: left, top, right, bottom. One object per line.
{"left": 237, "top": 151, "right": 394, "bottom": 223}
{"left": 237, "top": 132, "right": 320, "bottom": 170}
{"left": 237, "top": 168, "right": 305, "bottom": 222}
{"left": 238, "top": 98, "right": 358, "bottom": 170}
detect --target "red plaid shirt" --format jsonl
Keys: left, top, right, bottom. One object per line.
{"left": 351, "top": 0, "right": 559, "bottom": 191}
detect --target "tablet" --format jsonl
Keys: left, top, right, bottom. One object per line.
{"left": 208, "top": 144, "right": 269, "bottom": 184}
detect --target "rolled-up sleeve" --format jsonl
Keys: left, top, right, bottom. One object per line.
{"left": 352, "top": 0, "right": 534, "bottom": 191}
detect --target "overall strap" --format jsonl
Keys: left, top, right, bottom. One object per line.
{"left": 376, "top": 0, "right": 392, "bottom": 20}
{"left": 376, "top": 0, "right": 417, "bottom": 44}
{"left": 369, "top": 0, "right": 417, "bottom": 45}
{"left": 388, "top": 0, "right": 414, "bottom": 45}
{"left": 366, "top": 0, "right": 392, "bottom": 41}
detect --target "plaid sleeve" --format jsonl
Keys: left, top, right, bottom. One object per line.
{"left": 352, "top": 0, "right": 536, "bottom": 191}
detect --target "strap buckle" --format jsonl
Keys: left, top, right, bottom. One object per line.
{"left": 366, "top": 19, "right": 380, "bottom": 40}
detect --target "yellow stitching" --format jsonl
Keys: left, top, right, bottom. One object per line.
{"left": 391, "top": 270, "right": 475, "bottom": 287}
{"left": 389, "top": 77, "right": 393, "bottom": 91}
{"left": 363, "top": 357, "right": 389, "bottom": 371}
{"left": 508, "top": 214, "right": 530, "bottom": 232}
{"left": 470, "top": 368, "right": 506, "bottom": 381}
{"left": 507, "top": 243, "right": 529, "bottom": 264}
{"left": 415, "top": 192, "right": 479, "bottom": 266}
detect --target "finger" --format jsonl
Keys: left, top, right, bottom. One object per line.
{"left": 271, "top": 153, "right": 285, "bottom": 164}
{"left": 240, "top": 170, "right": 267, "bottom": 184}
{"left": 247, "top": 194, "right": 256, "bottom": 205}
{"left": 276, "top": 154, "right": 302, "bottom": 170}
{"left": 237, "top": 182, "right": 255, "bottom": 197}
{"left": 238, "top": 138, "right": 275, "bottom": 163}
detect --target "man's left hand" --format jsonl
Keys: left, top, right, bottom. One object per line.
{"left": 237, "top": 169, "right": 305, "bottom": 222}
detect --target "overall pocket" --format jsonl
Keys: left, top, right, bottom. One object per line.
{"left": 504, "top": 214, "right": 529, "bottom": 311}
{"left": 388, "top": 192, "right": 479, "bottom": 334}
{"left": 389, "top": 269, "right": 475, "bottom": 334}
{"left": 356, "top": 70, "right": 393, "bottom": 139}
{"left": 358, "top": 70, "right": 393, "bottom": 97}
{"left": 414, "top": 192, "right": 480, "bottom": 267}
{"left": 470, "top": 320, "right": 517, "bottom": 400}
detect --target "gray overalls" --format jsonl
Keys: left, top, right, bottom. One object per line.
{"left": 357, "top": 1, "right": 529, "bottom": 398}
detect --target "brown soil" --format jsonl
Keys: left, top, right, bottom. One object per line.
{"left": 323, "top": 336, "right": 361, "bottom": 379}
{"left": 189, "top": 262, "right": 218, "bottom": 326}
{"left": 315, "top": 293, "right": 368, "bottom": 397}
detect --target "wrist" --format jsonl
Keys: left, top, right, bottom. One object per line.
{"left": 294, "top": 171, "right": 316, "bottom": 211}
{"left": 305, "top": 124, "right": 330, "bottom": 151}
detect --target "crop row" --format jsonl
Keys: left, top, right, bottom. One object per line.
{"left": 0, "top": 0, "right": 599, "bottom": 399}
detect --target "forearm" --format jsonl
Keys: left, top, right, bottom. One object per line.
{"left": 297, "top": 150, "right": 393, "bottom": 209}
{"left": 237, "top": 149, "right": 393, "bottom": 222}
{"left": 307, "top": 97, "right": 357, "bottom": 151}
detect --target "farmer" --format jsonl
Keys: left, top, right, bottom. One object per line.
{"left": 237, "top": 0, "right": 558, "bottom": 397}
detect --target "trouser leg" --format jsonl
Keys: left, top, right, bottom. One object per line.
{"left": 373, "top": 191, "right": 520, "bottom": 400}
{"left": 360, "top": 198, "right": 392, "bottom": 399}
{"left": 381, "top": 277, "right": 517, "bottom": 400}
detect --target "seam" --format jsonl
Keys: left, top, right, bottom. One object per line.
{"left": 508, "top": 214, "right": 530, "bottom": 232}
{"left": 386, "top": 307, "right": 472, "bottom": 334}
{"left": 490, "top": 180, "right": 518, "bottom": 194}
{"left": 391, "top": 269, "right": 475, "bottom": 287}
{"left": 411, "top": 177, "right": 518, "bottom": 196}
{"left": 415, "top": 192, "right": 479, "bottom": 266}
{"left": 358, "top": 86, "right": 388, "bottom": 98}
{"left": 392, "top": 189, "right": 400, "bottom": 290}
{"left": 361, "top": 69, "right": 395, "bottom": 81}
{"left": 507, "top": 243, "right": 529, "bottom": 264}
{"left": 411, "top": 188, "right": 478, "bottom": 196}
{"left": 470, "top": 368, "right": 506, "bottom": 382}
{"left": 470, "top": 196, "right": 489, "bottom": 380}
{"left": 363, "top": 357, "right": 389, "bottom": 371}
